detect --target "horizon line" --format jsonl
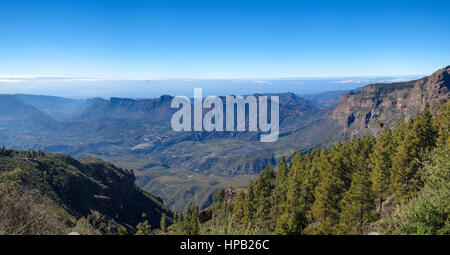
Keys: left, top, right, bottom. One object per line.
{"left": 0, "top": 74, "right": 427, "bottom": 82}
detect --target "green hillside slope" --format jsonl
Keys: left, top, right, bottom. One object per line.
{"left": 0, "top": 149, "right": 172, "bottom": 234}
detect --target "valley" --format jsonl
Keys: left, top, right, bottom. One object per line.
{"left": 0, "top": 66, "right": 448, "bottom": 211}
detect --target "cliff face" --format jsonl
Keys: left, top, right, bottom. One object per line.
{"left": 331, "top": 66, "right": 450, "bottom": 136}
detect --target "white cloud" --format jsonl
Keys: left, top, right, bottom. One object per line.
{"left": 0, "top": 79, "right": 25, "bottom": 83}
{"left": 0, "top": 76, "right": 140, "bottom": 83}
{"left": 252, "top": 80, "right": 271, "bottom": 85}
{"left": 334, "top": 79, "right": 366, "bottom": 84}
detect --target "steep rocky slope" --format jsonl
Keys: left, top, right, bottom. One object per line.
{"left": 0, "top": 149, "right": 172, "bottom": 232}
{"left": 331, "top": 65, "right": 449, "bottom": 136}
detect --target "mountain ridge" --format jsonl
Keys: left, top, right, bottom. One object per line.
{"left": 0, "top": 148, "right": 172, "bottom": 233}
{"left": 331, "top": 65, "right": 450, "bottom": 136}
{"left": 0, "top": 66, "right": 448, "bottom": 210}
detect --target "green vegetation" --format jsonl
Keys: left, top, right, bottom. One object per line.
{"left": 0, "top": 69, "right": 448, "bottom": 234}
{"left": 0, "top": 149, "right": 172, "bottom": 234}
{"left": 0, "top": 183, "right": 66, "bottom": 234}
{"left": 0, "top": 93, "right": 338, "bottom": 211}
{"left": 173, "top": 101, "right": 449, "bottom": 235}
{"left": 352, "top": 79, "right": 419, "bottom": 96}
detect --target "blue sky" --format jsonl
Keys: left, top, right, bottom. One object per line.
{"left": 1, "top": 0, "right": 449, "bottom": 79}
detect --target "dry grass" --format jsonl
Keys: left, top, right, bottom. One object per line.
{"left": 0, "top": 184, "right": 65, "bottom": 235}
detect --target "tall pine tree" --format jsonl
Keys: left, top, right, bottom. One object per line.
{"left": 391, "top": 106, "right": 437, "bottom": 201}
{"left": 370, "top": 124, "right": 394, "bottom": 212}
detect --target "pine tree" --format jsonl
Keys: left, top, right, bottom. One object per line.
{"left": 181, "top": 205, "right": 200, "bottom": 235}
{"left": 436, "top": 102, "right": 450, "bottom": 148}
{"left": 391, "top": 107, "right": 438, "bottom": 201}
{"left": 271, "top": 157, "right": 288, "bottom": 217}
{"left": 303, "top": 148, "right": 322, "bottom": 206}
{"left": 213, "top": 189, "right": 225, "bottom": 206}
{"left": 370, "top": 125, "right": 393, "bottom": 212}
{"left": 209, "top": 103, "right": 448, "bottom": 235}
{"left": 304, "top": 148, "right": 345, "bottom": 234}
{"left": 190, "top": 205, "right": 199, "bottom": 234}
{"left": 232, "top": 190, "right": 246, "bottom": 226}
{"left": 413, "top": 105, "right": 437, "bottom": 150}
{"left": 160, "top": 213, "right": 167, "bottom": 232}
{"left": 338, "top": 164, "right": 375, "bottom": 234}
{"left": 275, "top": 153, "right": 309, "bottom": 234}
{"left": 376, "top": 144, "right": 450, "bottom": 235}
{"left": 176, "top": 210, "right": 183, "bottom": 232}
{"left": 243, "top": 181, "right": 256, "bottom": 226}
{"left": 391, "top": 120, "right": 418, "bottom": 201}
{"left": 392, "top": 119, "right": 407, "bottom": 148}
{"left": 254, "top": 166, "right": 275, "bottom": 225}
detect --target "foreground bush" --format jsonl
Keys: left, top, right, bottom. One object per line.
{"left": 0, "top": 185, "right": 65, "bottom": 235}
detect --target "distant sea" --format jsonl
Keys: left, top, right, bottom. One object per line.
{"left": 0, "top": 75, "right": 423, "bottom": 98}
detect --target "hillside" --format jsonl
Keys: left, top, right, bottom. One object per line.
{"left": 331, "top": 65, "right": 450, "bottom": 136}
{"left": 0, "top": 92, "right": 327, "bottom": 174}
{"left": 178, "top": 101, "right": 449, "bottom": 235}
{"left": 0, "top": 92, "right": 337, "bottom": 210}
{"left": 0, "top": 149, "right": 171, "bottom": 234}
{"left": 0, "top": 66, "right": 448, "bottom": 211}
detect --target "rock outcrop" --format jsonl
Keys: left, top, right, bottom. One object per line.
{"left": 224, "top": 187, "right": 246, "bottom": 204}
{"left": 198, "top": 209, "right": 213, "bottom": 223}
{"left": 331, "top": 65, "right": 450, "bottom": 136}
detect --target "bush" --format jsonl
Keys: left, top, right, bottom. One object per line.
{"left": 0, "top": 185, "right": 65, "bottom": 235}
{"left": 71, "top": 210, "right": 119, "bottom": 235}
{"left": 375, "top": 147, "right": 449, "bottom": 234}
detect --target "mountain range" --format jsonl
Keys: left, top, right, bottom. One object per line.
{"left": 0, "top": 65, "right": 448, "bottom": 210}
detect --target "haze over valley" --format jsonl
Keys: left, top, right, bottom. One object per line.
{"left": 1, "top": 67, "right": 447, "bottom": 210}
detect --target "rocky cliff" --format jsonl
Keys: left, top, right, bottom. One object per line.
{"left": 331, "top": 65, "right": 450, "bottom": 136}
